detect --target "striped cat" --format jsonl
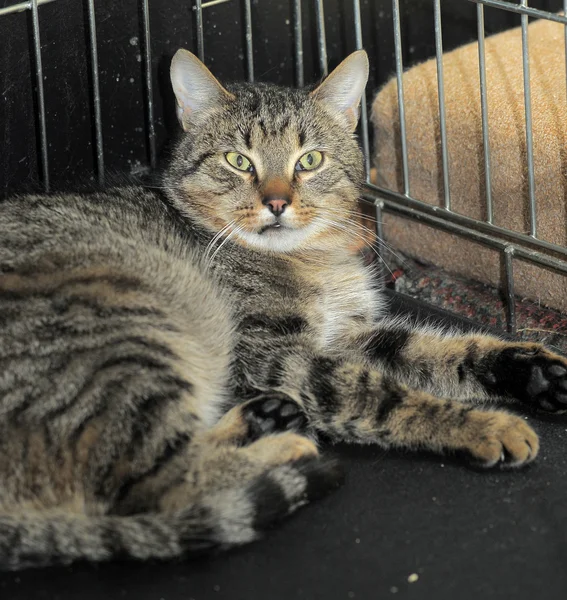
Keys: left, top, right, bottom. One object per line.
{"left": 1, "top": 49, "right": 566, "bottom": 570}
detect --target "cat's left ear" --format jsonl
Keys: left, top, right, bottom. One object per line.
{"left": 310, "top": 50, "right": 369, "bottom": 131}
{"left": 170, "top": 49, "right": 234, "bottom": 131}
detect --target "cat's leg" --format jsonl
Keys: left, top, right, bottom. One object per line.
{"left": 235, "top": 340, "right": 540, "bottom": 468}
{"left": 349, "top": 322, "right": 567, "bottom": 413}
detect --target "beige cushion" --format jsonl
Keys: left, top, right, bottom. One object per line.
{"left": 371, "top": 16, "right": 567, "bottom": 312}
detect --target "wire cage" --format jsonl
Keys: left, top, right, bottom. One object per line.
{"left": 1, "top": 0, "right": 566, "bottom": 336}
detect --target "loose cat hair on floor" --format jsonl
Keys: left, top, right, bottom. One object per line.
{"left": 1, "top": 49, "right": 567, "bottom": 570}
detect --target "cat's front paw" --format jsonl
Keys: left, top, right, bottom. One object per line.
{"left": 457, "top": 410, "right": 539, "bottom": 468}
{"left": 482, "top": 343, "right": 567, "bottom": 413}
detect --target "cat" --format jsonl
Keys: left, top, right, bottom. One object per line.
{"left": 0, "top": 48, "right": 566, "bottom": 571}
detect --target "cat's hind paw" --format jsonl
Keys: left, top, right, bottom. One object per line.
{"left": 243, "top": 393, "right": 307, "bottom": 441}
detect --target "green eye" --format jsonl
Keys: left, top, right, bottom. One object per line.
{"left": 296, "top": 151, "right": 323, "bottom": 171}
{"left": 226, "top": 152, "right": 254, "bottom": 172}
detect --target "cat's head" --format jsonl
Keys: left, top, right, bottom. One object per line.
{"left": 166, "top": 49, "right": 369, "bottom": 254}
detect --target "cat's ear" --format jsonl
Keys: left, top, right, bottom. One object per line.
{"left": 170, "top": 49, "right": 234, "bottom": 131}
{"left": 310, "top": 50, "right": 369, "bottom": 131}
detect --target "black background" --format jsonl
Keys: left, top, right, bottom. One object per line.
{"left": 2, "top": 1, "right": 567, "bottom": 598}
{"left": 0, "top": 0, "right": 562, "bottom": 197}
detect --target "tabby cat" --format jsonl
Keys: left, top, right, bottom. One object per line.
{"left": 1, "top": 49, "right": 566, "bottom": 570}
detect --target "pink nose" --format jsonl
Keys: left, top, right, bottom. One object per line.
{"left": 265, "top": 198, "right": 289, "bottom": 217}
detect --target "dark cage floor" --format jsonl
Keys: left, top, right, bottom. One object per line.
{"left": 1, "top": 293, "right": 567, "bottom": 600}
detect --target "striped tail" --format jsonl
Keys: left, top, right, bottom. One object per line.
{"left": 0, "top": 458, "right": 343, "bottom": 570}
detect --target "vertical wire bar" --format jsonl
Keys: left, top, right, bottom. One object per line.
{"left": 392, "top": 0, "right": 410, "bottom": 196}
{"left": 564, "top": 0, "right": 567, "bottom": 110}
{"left": 195, "top": 0, "right": 204, "bottom": 61}
{"left": 141, "top": 0, "right": 156, "bottom": 169}
{"left": 293, "top": 0, "right": 304, "bottom": 87}
{"left": 86, "top": 0, "right": 104, "bottom": 186}
{"left": 477, "top": 3, "right": 493, "bottom": 224}
{"left": 243, "top": 0, "right": 254, "bottom": 82}
{"left": 433, "top": 0, "right": 450, "bottom": 210}
{"left": 375, "top": 200, "right": 386, "bottom": 283}
{"left": 30, "top": 0, "right": 49, "bottom": 192}
{"left": 314, "top": 0, "right": 328, "bottom": 77}
{"left": 503, "top": 246, "right": 517, "bottom": 335}
{"left": 520, "top": 0, "right": 537, "bottom": 237}
{"left": 353, "top": 0, "right": 370, "bottom": 180}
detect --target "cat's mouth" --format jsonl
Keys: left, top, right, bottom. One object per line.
{"left": 258, "top": 222, "right": 286, "bottom": 234}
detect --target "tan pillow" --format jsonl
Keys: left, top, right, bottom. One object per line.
{"left": 371, "top": 16, "right": 567, "bottom": 312}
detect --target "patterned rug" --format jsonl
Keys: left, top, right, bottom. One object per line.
{"left": 369, "top": 249, "right": 567, "bottom": 354}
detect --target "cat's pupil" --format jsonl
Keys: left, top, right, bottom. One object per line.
{"left": 306, "top": 153, "right": 313, "bottom": 165}
{"left": 237, "top": 155, "right": 243, "bottom": 168}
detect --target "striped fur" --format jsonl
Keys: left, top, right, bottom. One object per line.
{"left": 0, "top": 50, "right": 566, "bottom": 570}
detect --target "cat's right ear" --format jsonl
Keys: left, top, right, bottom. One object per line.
{"left": 170, "top": 49, "right": 234, "bottom": 131}
{"left": 310, "top": 50, "right": 369, "bottom": 131}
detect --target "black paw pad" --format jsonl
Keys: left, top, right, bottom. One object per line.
{"left": 243, "top": 395, "right": 307, "bottom": 441}
{"left": 526, "top": 361, "right": 567, "bottom": 413}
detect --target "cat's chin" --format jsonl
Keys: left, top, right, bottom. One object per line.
{"left": 234, "top": 222, "right": 325, "bottom": 253}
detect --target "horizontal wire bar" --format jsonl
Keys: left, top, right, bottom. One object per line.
{"left": 362, "top": 192, "right": 567, "bottom": 278}
{"left": 0, "top": 0, "right": 56, "bottom": 17}
{"left": 193, "top": 0, "right": 232, "bottom": 9}
{"left": 364, "top": 183, "right": 567, "bottom": 262}
{"left": 466, "top": 0, "right": 567, "bottom": 25}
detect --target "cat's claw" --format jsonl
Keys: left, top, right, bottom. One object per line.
{"left": 243, "top": 394, "right": 307, "bottom": 441}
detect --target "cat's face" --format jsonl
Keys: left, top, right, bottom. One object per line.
{"left": 167, "top": 50, "right": 369, "bottom": 253}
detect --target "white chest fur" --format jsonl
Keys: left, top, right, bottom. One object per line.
{"left": 301, "top": 256, "right": 384, "bottom": 349}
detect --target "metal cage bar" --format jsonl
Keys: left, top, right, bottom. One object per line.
{"left": 476, "top": 2, "right": 493, "bottom": 224}
{"left": 243, "top": 0, "right": 254, "bottom": 82}
{"left": 30, "top": 0, "right": 49, "bottom": 192}
{"left": 520, "top": 0, "right": 537, "bottom": 238}
{"left": 314, "top": 0, "right": 328, "bottom": 77}
{"left": 503, "top": 247, "right": 517, "bottom": 335}
{"left": 293, "top": 0, "right": 304, "bottom": 87}
{"left": 374, "top": 199, "right": 386, "bottom": 282}
{"left": 141, "top": 0, "right": 157, "bottom": 169}
{"left": 353, "top": 0, "right": 370, "bottom": 181}
{"left": 194, "top": 0, "right": 205, "bottom": 61}
{"left": 433, "top": 0, "right": 451, "bottom": 211}
{"left": 565, "top": 0, "right": 567, "bottom": 108}
{"left": 86, "top": 0, "right": 104, "bottom": 186}
{"left": 392, "top": 0, "right": 410, "bottom": 196}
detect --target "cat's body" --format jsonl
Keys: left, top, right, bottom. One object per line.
{"left": 1, "top": 50, "right": 567, "bottom": 570}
